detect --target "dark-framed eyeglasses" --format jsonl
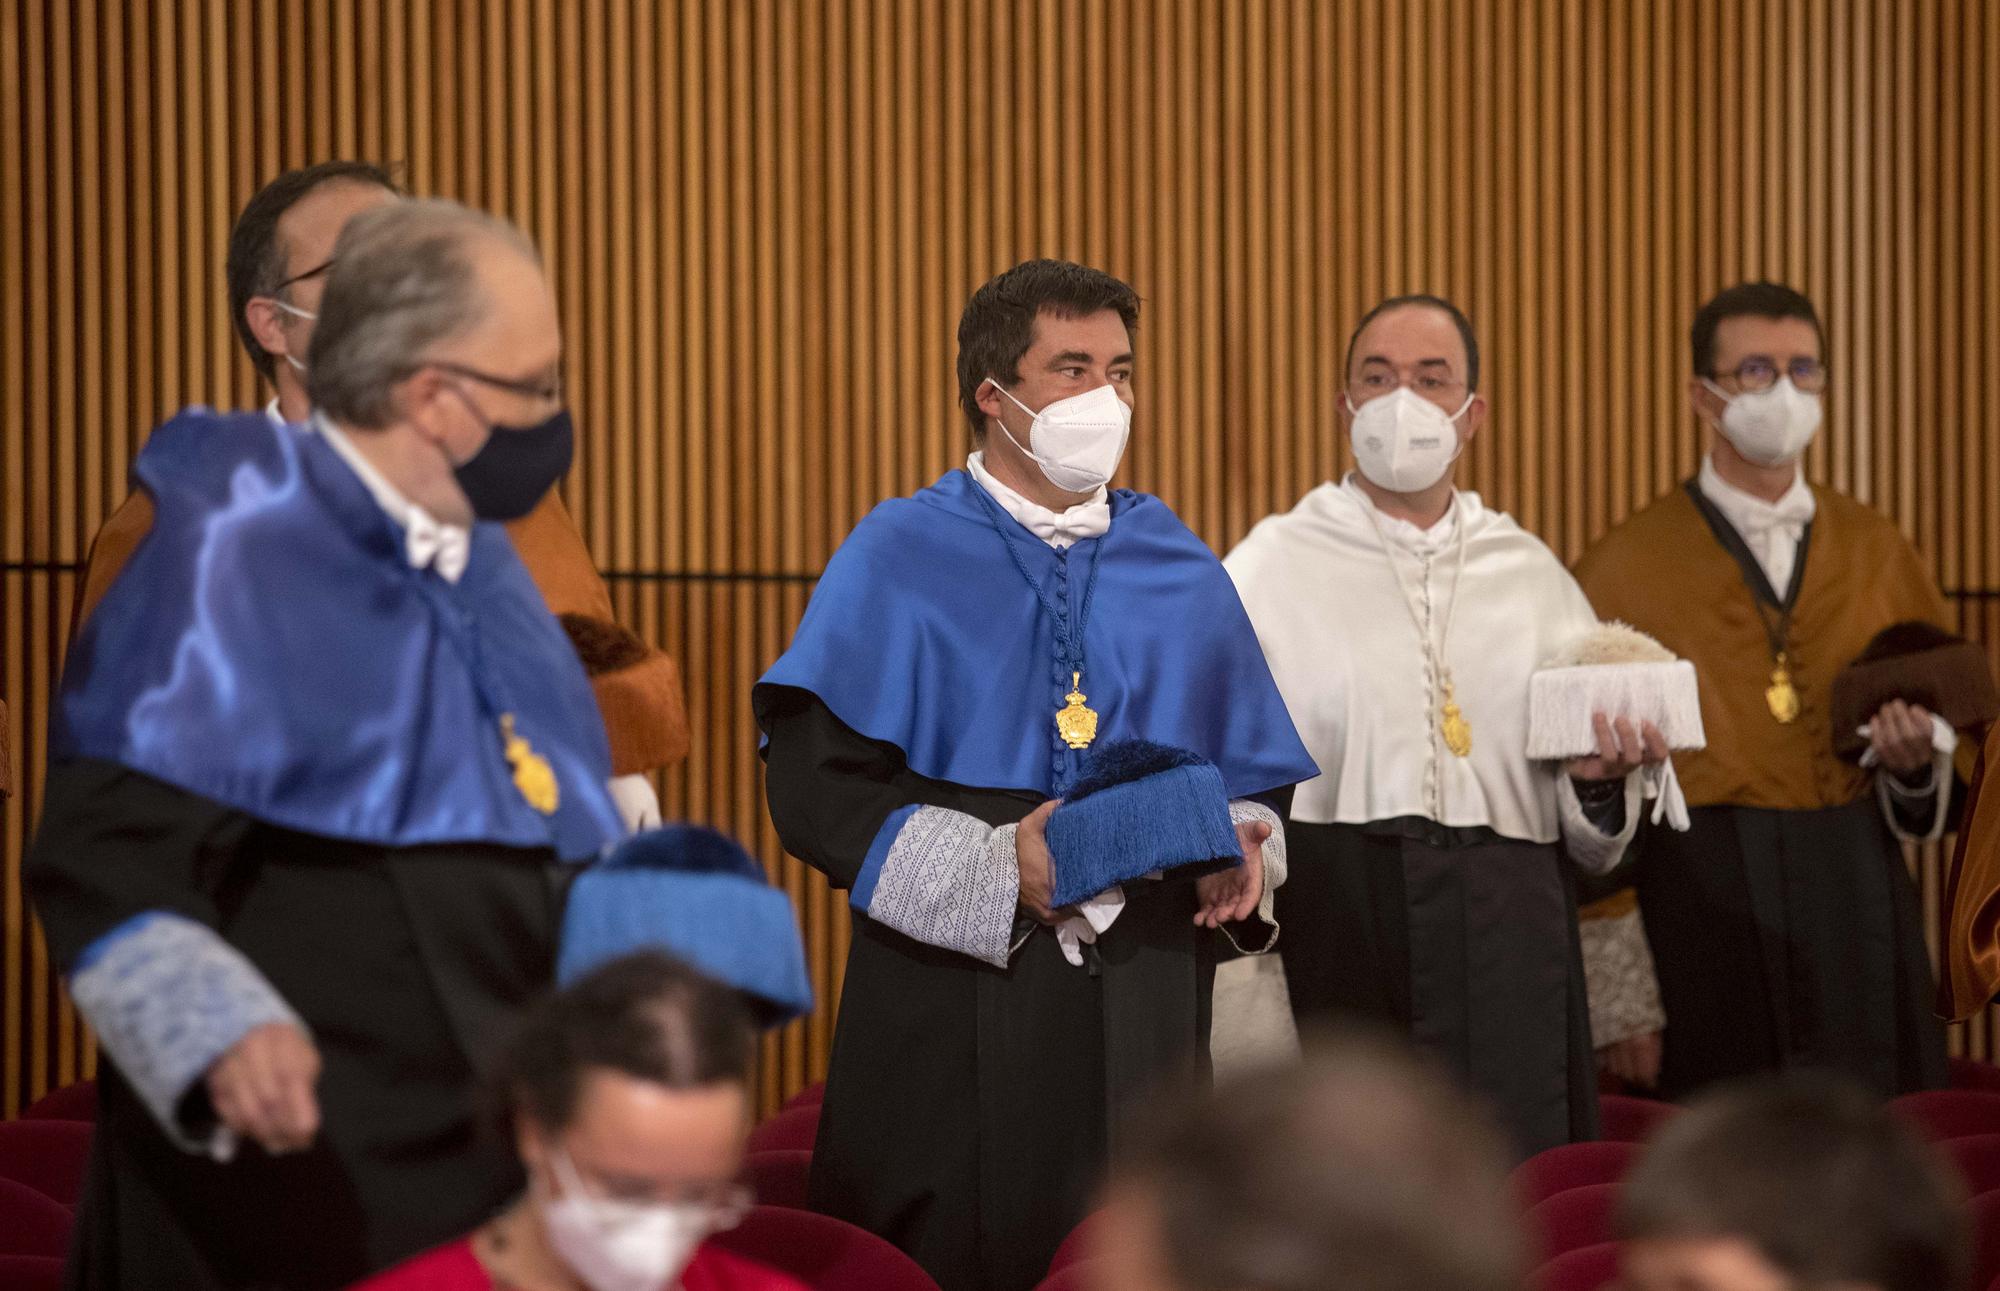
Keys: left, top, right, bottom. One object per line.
{"left": 274, "top": 257, "right": 336, "bottom": 292}
{"left": 1709, "top": 355, "right": 1828, "bottom": 394}
{"left": 432, "top": 360, "right": 563, "bottom": 405}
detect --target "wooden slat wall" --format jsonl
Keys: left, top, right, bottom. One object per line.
{"left": 4, "top": 0, "right": 1997, "bottom": 1116}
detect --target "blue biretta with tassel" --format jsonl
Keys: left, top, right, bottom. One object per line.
{"left": 1044, "top": 740, "right": 1243, "bottom": 909}
{"left": 559, "top": 825, "right": 814, "bottom": 1026}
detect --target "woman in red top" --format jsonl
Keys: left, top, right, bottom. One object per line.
{"left": 352, "top": 952, "right": 804, "bottom": 1291}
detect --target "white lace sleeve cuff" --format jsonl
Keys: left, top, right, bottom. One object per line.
{"left": 1579, "top": 903, "right": 1666, "bottom": 1049}
{"left": 1220, "top": 799, "right": 1285, "bottom": 955}
{"left": 850, "top": 805, "right": 1022, "bottom": 967}
{"left": 69, "top": 911, "right": 302, "bottom": 1158}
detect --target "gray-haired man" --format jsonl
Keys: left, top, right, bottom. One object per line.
{"left": 28, "top": 199, "right": 626, "bottom": 1290}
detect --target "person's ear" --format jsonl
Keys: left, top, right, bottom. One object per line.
{"left": 1688, "top": 376, "right": 1726, "bottom": 426}
{"left": 400, "top": 369, "right": 459, "bottom": 446}
{"left": 1458, "top": 393, "right": 1487, "bottom": 446}
{"left": 973, "top": 377, "right": 1008, "bottom": 430}
{"left": 244, "top": 300, "right": 294, "bottom": 367}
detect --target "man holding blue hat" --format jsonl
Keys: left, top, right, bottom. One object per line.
{"left": 755, "top": 259, "right": 1316, "bottom": 1291}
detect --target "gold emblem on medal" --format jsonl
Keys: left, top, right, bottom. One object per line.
{"left": 500, "top": 713, "right": 561, "bottom": 814}
{"left": 1057, "top": 672, "right": 1099, "bottom": 750}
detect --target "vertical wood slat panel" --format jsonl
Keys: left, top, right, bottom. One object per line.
{"left": 4, "top": 0, "right": 1999, "bottom": 1114}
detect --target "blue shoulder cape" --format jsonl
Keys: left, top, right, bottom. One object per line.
{"left": 56, "top": 410, "right": 622, "bottom": 861}
{"left": 754, "top": 469, "right": 1317, "bottom": 800}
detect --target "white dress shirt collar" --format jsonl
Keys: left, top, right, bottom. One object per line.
{"left": 966, "top": 451, "right": 1111, "bottom": 550}
{"left": 1338, "top": 473, "right": 1461, "bottom": 556}
{"left": 309, "top": 413, "right": 471, "bottom": 584}
{"left": 265, "top": 397, "right": 287, "bottom": 427}
{"left": 1697, "top": 453, "right": 1816, "bottom": 593}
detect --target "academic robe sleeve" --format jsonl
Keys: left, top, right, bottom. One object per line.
{"left": 1943, "top": 724, "right": 2000, "bottom": 1020}
{"left": 26, "top": 758, "right": 302, "bottom": 1154}
{"left": 761, "top": 686, "right": 1036, "bottom": 967}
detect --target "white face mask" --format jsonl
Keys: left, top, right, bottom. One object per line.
{"left": 270, "top": 300, "right": 316, "bottom": 377}
{"left": 985, "top": 379, "right": 1132, "bottom": 494}
{"left": 1703, "top": 376, "right": 1822, "bottom": 467}
{"left": 539, "top": 1150, "right": 713, "bottom": 1291}
{"left": 1345, "top": 386, "right": 1472, "bottom": 493}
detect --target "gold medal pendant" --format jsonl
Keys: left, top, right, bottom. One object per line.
{"left": 1056, "top": 672, "right": 1099, "bottom": 750}
{"left": 1765, "top": 656, "right": 1801, "bottom": 725}
{"left": 1439, "top": 678, "right": 1473, "bottom": 758}
{"left": 500, "top": 714, "right": 560, "bottom": 814}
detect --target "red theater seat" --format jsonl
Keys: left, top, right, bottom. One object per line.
{"left": 0, "top": 1255, "right": 64, "bottom": 1291}
{"left": 710, "top": 1206, "right": 941, "bottom": 1291}
{"left": 1034, "top": 1259, "right": 1103, "bottom": 1291}
{"left": 780, "top": 1081, "right": 826, "bottom": 1113}
{"left": 1047, "top": 1210, "right": 1104, "bottom": 1276}
{"left": 1952, "top": 1058, "right": 2000, "bottom": 1092}
{"left": 0, "top": 1121, "right": 92, "bottom": 1207}
{"left": 746, "top": 1104, "right": 822, "bottom": 1156}
{"left": 1596, "top": 1095, "right": 1679, "bottom": 1143}
{"left": 1524, "top": 1182, "right": 1620, "bottom": 1264}
{"left": 1942, "top": 1134, "right": 2000, "bottom": 1196}
{"left": 1971, "top": 1191, "right": 2000, "bottom": 1291}
{"left": 1892, "top": 1090, "right": 2000, "bottom": 1141}
{"left": 0, "top": 1178, "right": 73, "bottom": 1258}
{"left": 1532, "top": 1241, "right": 1621, "bottom": 1291}
{"left": 20, "top": 1081, "right": 97, "bottom": 1123}
{"left": 742, "top": 1150, "right": 813, "bottom": 1210}
{"left": 1511, "top": 1141, "right": 1644, "bottom": 1208}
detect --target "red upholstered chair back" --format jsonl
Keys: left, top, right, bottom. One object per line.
{"left": 1952, "top": 1058, "right": 2000, "bottom": 1092}
{"left": 0, "top": 1255, "right": 64, "bottom": 1291}
{"left": 780, "top": 1081, "right": 826, "bottom": 1114}
{"left": 1046, "top": 1210, "right": 1104, "bottom": 1276}
{"left": 0, "top": 1120, "right": 93, "bottom": 1207}
{"left": 1531, "top": 1241, "right": 1621, "bottom": 1291}
{"left": 747, "top": 1103, "right": 822, "bottom": 1156}
{"left": 1943, "top": 1134, "right": 2000, "bottom": 1197}
{"left": 708, "top": 1205, "right": 941, "bottom": 1291}
{"left": 19, "top": 1081, "right": 97, "bottom": 1123}
{"left": 1596, "top": 1095, "right": 1680, "bottom": 1143}
{"left": 1892, "top": 1090, "right": 2000, "bottom": 1141}
{"left": 0, "top": 1178, "right": 73, "bottom": 1259}
{"left": 1524, "top": 1182, "right": 1622, "bottom": 1265}
{"left": 1511, "top": 1141, "right": 1644, "bottom": 1208}
{"left": 742, "top": 1150, "right": 813, "bottom": 1210}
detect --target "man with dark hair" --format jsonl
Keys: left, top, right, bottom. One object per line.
{"left": 1618, "top": 1076, "right": 1968, "bottom": 1291}
{"left": 1096, "top": 1031, "right": 1526, "bottom": 1291}
{"left": 755, "top": 258, "right": 1316, "bottom": 1291}
{"left": 1225, "top": 294, "right": 1665, "bottom": 1156}
{"left": 1576, "top": 282, "right": 1956, "bottom": 1098}
{"left": 71, "top": 160, "right": 690, "bottom": 826}
{"left": 30, "top": 200, "right": 628, "bottom": 1289}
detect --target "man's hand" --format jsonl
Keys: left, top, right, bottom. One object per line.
{"left": 1599, "top": 1030, "right": 1664, "bottom": 1091}
{"left": 1870, "top": 699, "right": 1937, "bottom": 781}
{"left": 1566, "top": 714, "right": 1668, "bottom": 783}
{"left": 1016, "top": 801, "right": 1065, "bottom": 925}
{"left": 206, "top": 1021, "right": 322, "bottom": 1155}
{"left": 1195, "top": 819, "right": 1270, "bottom": 929}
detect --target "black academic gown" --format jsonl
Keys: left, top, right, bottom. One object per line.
{"left": 760, "top": 691, "right": 1252, "bottom": 1291}
{"left": 27, "top": 760, "right": 565, "bottom": 1291}
{"left": 1277, "top": 818, "right": 1600, "bottom": 1158}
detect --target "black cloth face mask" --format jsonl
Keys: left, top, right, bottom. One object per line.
{"left": 452, "top": 408, "right": 574, "bottom": 521}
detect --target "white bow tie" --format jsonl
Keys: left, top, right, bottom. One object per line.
{"left": 404, "top": 511, "right": 470, "bottom": 583}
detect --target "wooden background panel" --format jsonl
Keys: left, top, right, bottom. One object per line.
{"left": 3, "top": 0, "right": 1997, "bottom": 1115}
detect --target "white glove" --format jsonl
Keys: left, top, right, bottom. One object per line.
{"left": 607, "top": 774, "right": 663, "bottom": 834}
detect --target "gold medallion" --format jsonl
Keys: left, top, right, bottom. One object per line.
{"left": 1056, "top": 672, "right": 1099, "bottom": 750}
{"left": 1439, "top": 680, "right": 1473, "bottom": 758}
{"left": 1765, "top": 660, "right": 1801, "bottom": 725}
{"left": 500, "top": 713, "right": 560, "bottom": 814}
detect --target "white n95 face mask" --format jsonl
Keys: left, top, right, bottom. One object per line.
{"left": 540, "top": 1150, "right": 712, "bottom": 1291}
{"left": 1346, "top": 386, "right": 1472, "bottom": 493}
{"left": 1703, "top": 376, "right": 1822, "bottom": 467}
{"left": 985, "top": 379, "right": 1133, "bottom": 494}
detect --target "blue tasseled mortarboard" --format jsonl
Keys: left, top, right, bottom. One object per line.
{"left": 558, "top": 824, "right": 814, "bottom": 1026}
{"left": 1043, "top": 740, "right": 1242, "bottom": 909}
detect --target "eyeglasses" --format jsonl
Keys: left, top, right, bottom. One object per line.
{"left": 1708, "top": 356, "right": 1828, "bottom": 394}
{"left": 274, "top": 257, "right": 336, "bottom": 291}
{"left": 432, "top": 360, "right": 564, "bottom": 405}
{"left": 1346, "top": 365, "right": 1468, "bottom": 411}
{"left": 561, "top": 1148, "right": 754, "bottom": 1224}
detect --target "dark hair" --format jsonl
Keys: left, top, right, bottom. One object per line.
{"left": 1113, "top": 1029, "right": 1525, "bottom": 1291}
{"left": 226, "top": 160, "right": 402, "bottom": 384}
{"left": 495, "top": 951, "right": 755, "bottom": 1137}
{"left": 1691, "top": 281, "right": 1824, "bottom": 377}
{"left": 1343, "top": 294, "right": 1481, "bottom": 393}
{"left": 955, "top": 258, "right": 1140, "bottom": 440}
{"left": 1618, "top": 1076, "right": 1969, "bottom": 1291}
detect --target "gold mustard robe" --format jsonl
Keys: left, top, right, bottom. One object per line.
{"left": 1575, "top": 480, "right": 1951, "bottom": 1096}
{"left": 1944, "top": 723, "right": 2000, "bottom": 1019}
{"left": 71, "top": 486, "right": 688, "bottom": 777}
